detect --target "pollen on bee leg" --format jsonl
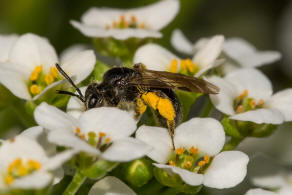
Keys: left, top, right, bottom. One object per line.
{"left": 157, "top": 98, "right": 175, "bottom": 121}
{"left": 176, "top": 147, "right": 185, "bottom": 155}
{"left": 170, "top": 58, "right": 178, "bottom": 73}
{"left": 30, "top": 85, "right": 40, "bottom": 95}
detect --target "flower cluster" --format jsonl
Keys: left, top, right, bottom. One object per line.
{"left": 0, "top": 0, "right": 290, "bottom": 195}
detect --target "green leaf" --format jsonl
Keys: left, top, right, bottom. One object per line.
{"left": 176, "top": 91, "right": 201, "bottom": 122}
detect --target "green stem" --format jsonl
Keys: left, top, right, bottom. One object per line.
{"left": 222, "top": 137, "right": 244, "bottom": 151}
{"left": 62, "top": 171, "right": 86, "bottom": 195}
{"left": 199, "top": 98, "right": 213, "bottom": 117}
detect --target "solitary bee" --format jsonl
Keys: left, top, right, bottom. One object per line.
{"left": 56, "top": 63, "right": 219, "bottom": 150}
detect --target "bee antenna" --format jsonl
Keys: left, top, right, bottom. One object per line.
{"left": 56, "top": 90, "right": 85, "bottom": 102}
{"left": 55, "top": 63, "right": 85, "bottom": 102}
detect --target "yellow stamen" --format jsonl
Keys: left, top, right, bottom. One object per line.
{"left": 27, "top": 160, "right": 41, "bottom": 170}
{"left": 184, "top": 161, "right": 192, "bottom": 168}
{"left": 30, "top": 72, "right": 39, "bottom": 81}
{"left": 140, "top": 23, "right": 145, "bottom": 29}
{"left": 79, "top": 134, "right": 85, "bottom": 140}
{"left": 185, "top": 59, "right": 195, "bottom": 73}
{"left": 249, "top": 99, "right": 256, "bottom": 109}
{"left": 113, "top": 21, "right": 118, "bottom": 28}
{"left": 30, "top": 85, "right": 40, "bottom": 95}
{"left": 131, "top": 15, "right": 136, "bottom": 23}
{"left": 169, "top": 160, "right": 176, "bottom": 166}
{"left": 189, "top": 146, "right": 198, "bottom": 154}
{"left": 170, "top": 59, "right": 178, "bottom": 73}
{"left": 176, "top": 147, "right": 185, "bottom": 155}
{"left": 35, "top": 65, "right": 43, "bottom": 73}
{"left": 204, "top": 155, "right": 210, "bottom": 164}
{"left": 4, "top": 175, "right": 14, "bottom": 185}
{"left": 99, "top": 132, "right": 106, "bottom": 137}
{"left": 45, "top": 74, "right": 54, "bottom": 85}
{"left": 17, "top": 165, "right": 28, "bottom": 176}
{"left": 50, "top": 67, "right": 59, "bottom": 78}
{"left": 236, "top": 105, "right": 243, "bottom": 113}
{"left": 9, "top": 138, "right": 15, "bottom": 143}
{"left": 238, "top": 89, "right": 248, "bottom": 100}
{"left": 105, "top": 138, "right": 111, "bottom": 143}
{"left": 258, "top": 99, "right": 264, "bottom": 107}
{"left": 198, "top": 160, "right": 206, "bottom": 167}
{"left": 75, "top": 127, "right": 81, "bottom": 134}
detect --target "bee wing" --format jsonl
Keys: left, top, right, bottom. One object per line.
{"left": 129, "top": 69, "right": 219, "bottom": 94}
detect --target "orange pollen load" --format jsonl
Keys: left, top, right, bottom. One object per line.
{"left": 176, "top": 147, "right": 186, "bottom": 155}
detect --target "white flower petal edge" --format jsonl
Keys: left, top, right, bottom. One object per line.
{"left": 34, "top": 102, "right": 79, "bottom": 133}
{"left": 171, "top": 29, "right": 193, "bottom": 55}
{"left": 67, "top": 87, "right": 87, "bottom": 119}
{"left": 230, "top": 109, "right": 284, "bottom": 125}
{"left": 101, "top": 137, "right": 152, "bottom": 162}
{"left": 208, "top": 76, "right": 237, "bottom": 115}
{"left": 245, "top": 188, "right": 277, "bottom": 195}
{"left": 252, "top": 175, "right": 286, "bottom": 189}
{"left": 153, "top": 163, "right": 204, "bottom": 186}
{"left": 88, "top": 176, "right": 136, "bottom": 195}
{"left": 134, "top": 43, "right": 179, "bottom": 71}
{"left": 11, "top": 171, "right": 52, "bottom": 190}
{"left": 136, "top": 126, "right": 173, "bottom": 164}
{"left": 266, "top": 89, "right": 292, "bottom": 121}
{"left": 203, "top": 151, "right": 249, "bottom": 189}
{"left": 175, "top": 118, "right": 225, "bottom": 156}
{"left": 0, "top": 34, "right": 18, "bottom": 62}
{"left": 60, "top": 44, "right": 88, "bottom": 64}
{"left": 79, "top": 107, "right": 137, "bottom": 141}
{"left": 225, "top": 68, "right": 273, "bottom": 100}
{"left": 224, "top": 38, "right": 281, "bottom": 68}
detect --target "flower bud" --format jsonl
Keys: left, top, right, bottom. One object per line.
{"left": 82, "top": 159, "right": 118, "bottom": 179}
{"left": 123, "top": 158, "right": 153, "bottom": 187}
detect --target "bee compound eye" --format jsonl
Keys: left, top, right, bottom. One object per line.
{"left": 88, "top": 97, "right": 98, "bottom": 108}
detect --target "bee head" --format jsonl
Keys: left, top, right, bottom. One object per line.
{"left": 85, "top": 83, "right": 104, "bottom": 109}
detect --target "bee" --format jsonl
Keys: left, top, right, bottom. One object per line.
{"left": 55, "top": 63, "right": 219, "bottom": 150}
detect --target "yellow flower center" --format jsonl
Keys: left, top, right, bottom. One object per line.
{"left": 168, "top": 146, "right": 212, "bottom": 174}
{"left": 169, "top": 58, "right": 199, "bottom": 76}
{"left": 106, "top": 14, "right": 146, "bottom": 29}
{"left": 4, "top": 158, "right": 41, "bottom": 185}
{"left": 28, "top": 66, "right": 60, "bottom": 97}
{"left": 233, "top": 89, "right": 264, "bottom": 113}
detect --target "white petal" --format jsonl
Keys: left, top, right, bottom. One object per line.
{"left": 102, "top": 137, "right": 152, "bottom": 162}
{"left": 88, "top": 176, "right": 136, "bottom": 195}
{"left": 61, "top": 50, "right": 95, "bottom": 84}
{"left": 208, "top": 76, "right": 236, "bottom": 115}
{"left": 224, "top": 38, "right": 281, "bottom": 67}
{"left": 71, "top": 21, "right": 161, "bottom": 40}
{"left": 67, "top": 87, "right": 87, "bottom": 119}
{"left": 245, "top": 188, "right": 277, "bottom": 195}
{"left": 135, "top": 126, "right": 172, "bottom": 163}
{"left": 11, "top": 171, "right": 52, "bottom": 189}
{"left": 204, "top": 151, "right": 249, "bottom": 189}
{"left": 47, "top": 130, "right": 99, "bottom": 155}
{"left": 79, "top": 107, "right": 137, "bottom": 141}
{"left": 0, "top": 34, "right": 18, "bottom": 62}
{"left": 193, "top": 35, "right": 224, "bottom": 70}
{"left": 134, "top": 43, "right": 179, "bottom": 71}
{"left": 175, "top": 118, "right": 225, "bottom": 156}
{"left": 153, "top": 163, "right": 204, "bottom": 186}
{"left": 225, "top": 68, "right": 273, "bottom": 100}
{"left": 170, "top": 29, "right": 193, "bottom": 55}
{"left": 9, "top": 33, "right": 58, "bottom": 75}
{"left": 0, "top": 63, "right": 31, "bottom": 100}
{"left": 43, "top": 150, "right": 76, "bottom": 170}
{"left": 0, "top": 137, "right": 48, "bottom": 169}
{"left": 252, "top": 175, "right": 286, "bottom": 189}
{"left": 230, "top": 108, "right": 284, "bottom": 124}
{"left": 60, "top": 44, "right": 88, "bottom": 63}
{"left": 81, "top": 0, "right": 179, "bottom": 31}
{"left": 266, "top": 89, "right": 292, "bottom": 121}
{"left": 20, "top": 126, "right": 43, "bottom": 140}
{"left": 34, "top": 102, "right": 78, "bottom": 133}
{"left": 279, "top": 186, "right": 292, "bottom": 195}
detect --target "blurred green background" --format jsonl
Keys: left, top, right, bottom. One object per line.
{"left": 0, "top": 0, "right": 291, "bottom": 194}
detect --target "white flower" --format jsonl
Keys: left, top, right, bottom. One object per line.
{"left": 66, "top": 87, "right": 87, "bottom": 119}
{"left": 0, "top": 34, "right": 18, "bottom": 62}
{"left": 134, "top": 34, "right": 224, "bottom": 77}
{"left": 171, "top": 29, "right": 281, "bottom": 69}
{"left": 0, "top": 33, "right": 95, "bottom": 100}
{"left": 34, "top": 102, "right": 151, "bottom": 162}
{"left": 71, "top": 0, "right": 179, "bottom": 40}
{"left": 209, "top": 68, "right": 292, "bottom": 124}
{"left": 245, "top": 188, "right": 277, "bottom": 195}
{"left": 60, "top": 44, "right": 89, "bottom": 63}
{"left": 0, "top": 133, "right": 75, "bottom": 190}
{"left": 88, "top": 176, "right": 136, "bottom": 195}
{"left": 251, "top": 173, "right": 292, "bottom": 195}
{"left": 136, "top": 117, "right": 249, "bottom": 189}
